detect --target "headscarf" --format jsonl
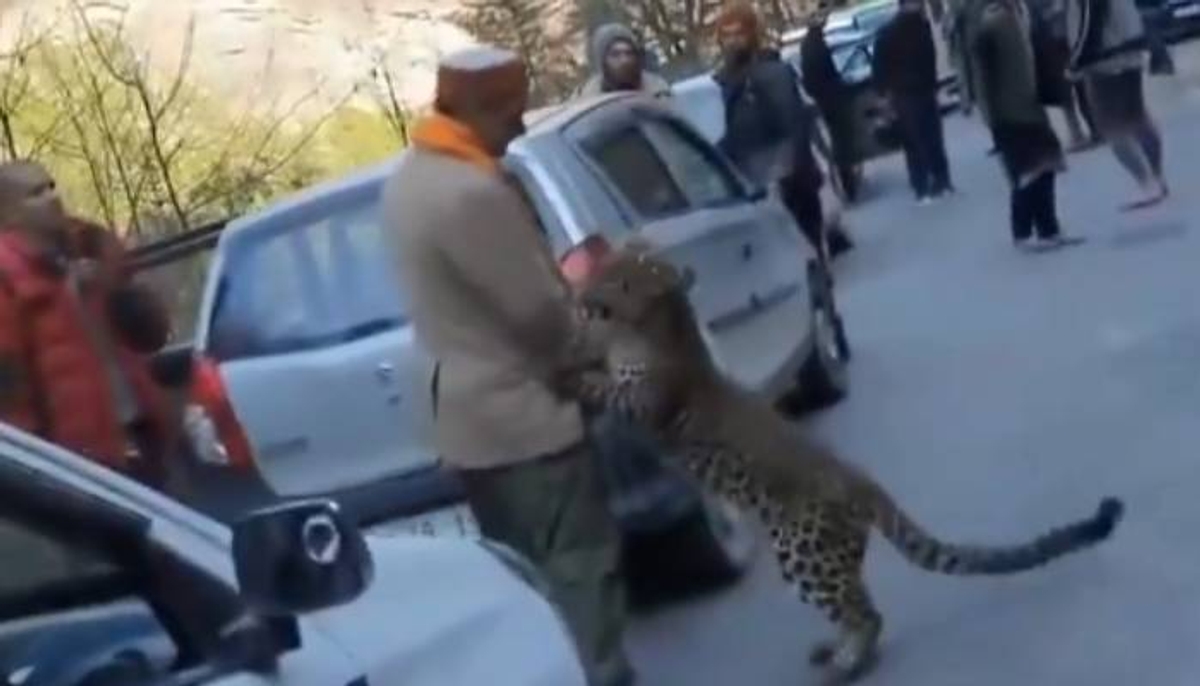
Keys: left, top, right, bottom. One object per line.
{"left": 716, "top": 2, "right": 762, "bottom": 36}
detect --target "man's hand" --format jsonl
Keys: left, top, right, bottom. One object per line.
{"left": 70, "top": 257, "right": 102, "bottom": 290}
{"left": 549, "top": 359, "right": 606, "bottom": 402}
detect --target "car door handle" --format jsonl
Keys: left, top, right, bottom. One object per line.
{"left": 375, "top": 362, "right": 396, "bottom": 383}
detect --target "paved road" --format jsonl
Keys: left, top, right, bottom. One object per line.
{"left": 627, "top": 49, "right": 1200, "bottom": 686}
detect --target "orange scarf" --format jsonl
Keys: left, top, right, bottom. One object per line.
{"left": 410, "top": 113, "right": 499, "bottom": 174}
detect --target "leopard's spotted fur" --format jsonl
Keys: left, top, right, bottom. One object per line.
{"left": 563, "top": 247, "right": 1125, "bottom": 683}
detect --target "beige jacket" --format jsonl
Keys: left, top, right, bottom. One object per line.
{"left": 382, "top": 148, "right": 586, "bottom": 470}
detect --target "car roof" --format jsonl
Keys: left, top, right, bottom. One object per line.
{"left": 217, "top": 92, "right": 644, "bottom": 248}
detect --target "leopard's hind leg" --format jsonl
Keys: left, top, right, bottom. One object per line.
{"left": 768, "top": 500, "right": 882, "bottom": 683}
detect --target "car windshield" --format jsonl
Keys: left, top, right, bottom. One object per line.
{"left": 854, "top": 6, "right": 897, "bottom": 33}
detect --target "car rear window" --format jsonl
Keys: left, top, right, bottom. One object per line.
{"left": 207, "top": 197, "right": 407, "bottom": 362}
{"left": 582, "top": 126, "right": 689, "bottom": 219}
{"left": 641, "top": 118, "right": 741, "bottom": 208}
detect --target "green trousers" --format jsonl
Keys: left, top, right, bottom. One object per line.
{"left": 459, "top": 440, "right": 634, "bottom": 686}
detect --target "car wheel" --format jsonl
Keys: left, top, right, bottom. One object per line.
{"left": 624, "top": 490, "right": 757, "bottom": 609}
{"left": 785, "top": 276, "right": 849, "bottom": 414}
{"left": 683, "top": 492, "right": 757, "bottom": 584}
{"left": 810, "top": 258, "right": 851, "bottom": 362}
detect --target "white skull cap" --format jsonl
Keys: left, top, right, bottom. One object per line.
{"left": 439, "top": 45, "right": 522, "bottom": 71}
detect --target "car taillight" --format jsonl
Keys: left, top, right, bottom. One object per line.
{"left": 559, "top": 234, "right": 613, "bottom": 288}
{"left": 188, "top": 356, "right": 255, "bottom": 472}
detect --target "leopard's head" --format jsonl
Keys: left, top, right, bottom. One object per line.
{"left": 577, "top": 243, "right": 695, "bottom": 328}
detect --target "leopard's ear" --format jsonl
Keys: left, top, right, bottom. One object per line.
{"left": 679, "top": 266, "right": 696, "bottom": 293}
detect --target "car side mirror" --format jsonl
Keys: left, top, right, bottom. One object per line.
{"left": 231, "top": 499, "right": 373, "bottom": 616}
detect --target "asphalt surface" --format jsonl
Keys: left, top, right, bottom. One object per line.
{"left": 626, "top": 48, "right": 1200, "bottom": 686}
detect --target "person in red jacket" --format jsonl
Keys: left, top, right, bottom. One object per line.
{"left": 0, "top": 161, "right": 176, "bottom": 485}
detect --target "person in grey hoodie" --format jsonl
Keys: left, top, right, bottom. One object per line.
{"left": 578, "top": 23, "right": 671, "bottom": 97}
{"left": 1066, "top": 0, "right": 1169, "bottom": 210}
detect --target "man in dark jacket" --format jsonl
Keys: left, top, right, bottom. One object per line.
{"left": 714, "top": 3, "right": 852, "bottom": 258}
{"left": 801, "top": 8, "right": 860, "bottom": 202}
{"left": 875, "top": 0, "right": 954, "bottom": 202}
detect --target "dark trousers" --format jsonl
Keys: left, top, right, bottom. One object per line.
{"left": 459, "top": 442, "right": 632, "bottom": 686}
{"left": 817, "top": 99, "right": 860, "bottom": 201}
{"left": 1011, "top": 172, "right": 1061, "bottom": 241}
{"left": 781, "top": 178, "right": 825, "bottom": 252}
{"left": 1075, "top": 81, "right": 1097, "bottom": 137}
{"left": 894, "top": 91, "right": 952, "bottom": 198}
{"left": 1145, "top": 7, "right": 1176, "bottom": 75}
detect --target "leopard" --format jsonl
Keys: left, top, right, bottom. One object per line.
{"left": 559, "top": 244, "right": 1125, "bottom": 684}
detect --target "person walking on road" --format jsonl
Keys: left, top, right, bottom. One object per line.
{"left": 969, "top": 0, "right": 1082, "bottom": 250}
{"left": 578, "top": 23, "right": 671, "bottom": 98}
{"left": 1066, "top": 0, "right": 1170, "bottom": 210}
{"left": 1027, "top": 0, "right": 1098, "bottom": 150}
{"left": 713, "top": 3, "right": 853, "bottom": 260}
{"left": 801, "top": 7, "right": 861, "bottom": 203}
{"left": 875, "top": 0, "right": 955, "bottom": 204}
{"left": 382, "top": 46, "right": 634, "bottom": 686}
{"left": 0, "top": 161, "right": 176, "bottom": 485}
{"left": 1139, "top": 0, "right": 1176, "bottom": 75}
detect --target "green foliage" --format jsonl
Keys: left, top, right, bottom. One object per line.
{"left": 314, "top": 106, "right": 403, "bottom": 172}
{"left": 0, "top": 9, "right": 410, "bottom": 242}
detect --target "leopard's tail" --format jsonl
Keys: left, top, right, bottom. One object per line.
{"left": 872, "top": 493, "right": 1125, "bottom": 576}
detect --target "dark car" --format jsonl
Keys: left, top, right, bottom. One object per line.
{"left": 1143, "top": 0, "right": 1200, "bottom": 40}
{"left": 779, "top": 27, "right": 959, "bottom": 162}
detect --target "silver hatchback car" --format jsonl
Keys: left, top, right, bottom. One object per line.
{"left": 177, "top": 92, "right": 850, "bottom": 602}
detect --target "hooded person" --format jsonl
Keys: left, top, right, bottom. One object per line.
{"left": 578, "top": 23, "right": 671, "bottom": 98}
{"left": 381, "top": 46, "right": 635, "bottom": 686}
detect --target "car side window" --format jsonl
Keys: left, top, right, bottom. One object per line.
{"left": 209, "top": 197, "right": 407, "bottom": 362}
{"left": 581, "top": 125, "right": 689, "bottom": 219}
{"left": 640, "top": 118, "right": 742, "bottom": 208}
{"left": 0, "top": 519, "right": 119, "bottom": 604}
{"left": 0, "top": 518, "right": 181, "bottom": 676}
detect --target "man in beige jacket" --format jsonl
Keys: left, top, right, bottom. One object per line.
{"left": 381, "top": 46, "right": 633, "bottom": 686}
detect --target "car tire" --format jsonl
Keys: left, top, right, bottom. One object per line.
{"left": 624, "top": 490, "right": 757, "bottom": 609}
{"left": 784, "top": 265, "right": 849, "bottom": 414}
{"left": 681, "top": 492, "right": 757, "bottom": 584}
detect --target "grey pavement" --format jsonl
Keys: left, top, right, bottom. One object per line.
{"left": 627, "top": 48, "right": 1200, "bottom": 686}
